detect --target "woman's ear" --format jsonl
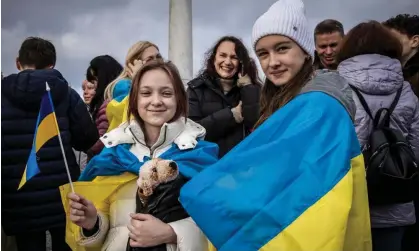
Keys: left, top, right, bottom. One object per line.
{"left": 411, "top": 34, "right": 419, "bottom": 49}
{"left": 16, "top": 57, "right": 22, "bottom": 71}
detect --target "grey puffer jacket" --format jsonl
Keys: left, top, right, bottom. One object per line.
{"left": 338, "top": 54, "right": 419, "bottom": 228}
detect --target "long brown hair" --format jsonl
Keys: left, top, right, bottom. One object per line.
{"left": 337, "top": 21, "right": 402, "bottom": 64}
{"left": 127, "top": 60, "right": 188, "bottom": 127}
{"left": 254, "top": 58, "right": 313, "bottom": 128}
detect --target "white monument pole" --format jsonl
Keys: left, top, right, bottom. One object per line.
{"left": 169, "top": 0, "right": 193, "bottom": 85}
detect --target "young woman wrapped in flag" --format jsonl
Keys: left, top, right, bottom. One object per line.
{"left": 179, "top": 0, "right": 372, "bottom": 250}
{"left": 60, "top": 61, "right": 219, "bottom": 251}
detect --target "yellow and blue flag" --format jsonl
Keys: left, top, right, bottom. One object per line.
{"left": 18, "top": 83, "right": 60, "bottom": 190}
{"left": 60, "top": 139, "right": 219, "bottom": 251}
{"left": 180, "top": 91, "right": 372, "bottom": 251}
{"left": 106, "top": 79, "right": 131, "bottom": 131}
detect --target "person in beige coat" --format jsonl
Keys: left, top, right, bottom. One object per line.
{"left": 67, "top": 61, "right": 218, "bottom": 251}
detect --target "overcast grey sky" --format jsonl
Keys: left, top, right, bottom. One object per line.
{"left": 2, "top": 0, "right": 418, "bottom": 93}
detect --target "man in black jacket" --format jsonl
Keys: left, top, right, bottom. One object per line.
{"left": 1, "top": 37, "right": 99, "bottom": 251}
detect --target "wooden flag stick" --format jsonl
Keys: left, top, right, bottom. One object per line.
{"left": 46, "top": 82, "right": 75, "bottom": 193}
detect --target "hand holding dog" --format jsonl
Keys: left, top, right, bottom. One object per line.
{"left": 128, "top": 213, "right": 177, "bottom": 247}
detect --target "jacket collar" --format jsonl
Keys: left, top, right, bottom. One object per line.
{"left": 201, "top": 74, "right": 239, "bottom": 104}
{"left": 128, "top": 118, "right": 185, "bottom": 153}
{"left": 100, "top": 117, "right": 206, "bottom": 153}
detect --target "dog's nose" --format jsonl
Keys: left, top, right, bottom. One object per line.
{"left": 168, "top": 161, "right": 178, "bottom": 170}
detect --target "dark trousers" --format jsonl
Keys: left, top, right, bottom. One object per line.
{"left": 402, "top": 223, "right": 418, "bottom": 251}
{"left": 402, "top": 198, "right": 418, "bottom": 251}
{"left": 372, "top": 227, "right": 406, "bottom": 251}
{"left": 15, "top": 227, "right": 71, "bottom": 251}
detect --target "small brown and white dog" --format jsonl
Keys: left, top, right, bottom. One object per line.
{"left": 137, "top": 158, "right": 179, "bottom": 206}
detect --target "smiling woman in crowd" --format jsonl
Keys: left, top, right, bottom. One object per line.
{"left": 187, "top": 36, "right": 262, "bottom": 157}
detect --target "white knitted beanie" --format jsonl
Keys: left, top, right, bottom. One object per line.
{"left": 252, "top": 0, "right": 315, "bottom": 62}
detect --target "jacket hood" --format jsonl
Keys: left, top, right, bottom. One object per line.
{"left": 1, "top": 69, "right": 70, "bottom": 111}
{"left": 337, "top": 54, "right": 404, "bottom": 95}
{"left": 301, "top": 70, "right": 356, "bottom": 120}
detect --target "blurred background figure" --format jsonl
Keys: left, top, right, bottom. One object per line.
{"left": 383, "top": 14, "right": 419, "bottom": 98}
{"left": 84, "top": 55, "right": 123, "bottom": 160}
{"left": 314, "top": 19, "right": 345, "bottom": 70}
{"left": 81, "top": 79, "right": 96, "bottom": 106}
{"left": 337, "top": 21, "right": 419, "bottom": 251}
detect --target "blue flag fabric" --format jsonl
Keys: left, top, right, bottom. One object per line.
{"left": 79, "top": 140, "right": 219, "bottom": 181}
{"left": 19, "top": 83, "right": 60, "bottom": 189}
{"left": 180, "top": 91, "right": 371, "bottom": 251}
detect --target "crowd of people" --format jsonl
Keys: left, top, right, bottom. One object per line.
{"left": 1, "top": 0, "right": 418, "bottom": 250}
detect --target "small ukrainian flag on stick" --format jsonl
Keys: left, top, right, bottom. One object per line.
{"left": 18, "top": 82, "right": 74, "bottom": 192}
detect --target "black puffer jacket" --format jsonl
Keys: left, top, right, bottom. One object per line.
{"left": 187, "top": 74, "right": 260, "bottom": 157}
{"left": 1, "top": 69, "right": 99, "bottom": 235}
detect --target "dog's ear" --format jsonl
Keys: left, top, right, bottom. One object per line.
{"left": 155, "top": 159, "right": 179, "bottom": 183}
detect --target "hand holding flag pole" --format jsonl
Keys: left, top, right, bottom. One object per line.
{"left": 18, "top": 82, "right": 74, "bottom": 193}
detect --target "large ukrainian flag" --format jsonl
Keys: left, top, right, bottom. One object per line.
{"left": 180, "top": 91, "right": 372, "bottom": 251}
{"left": 18, "top": 83, "right": 60, "bottom": 190}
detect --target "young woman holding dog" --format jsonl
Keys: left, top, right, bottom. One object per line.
{"left": 64, "top": 61, "right": 218, "bottom": 251}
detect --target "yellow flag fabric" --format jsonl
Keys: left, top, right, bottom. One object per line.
{"left": 105, "top": 79, "right": 131, "bottom": 132}
{"left": 106, "top": 96, "right": 129, "bottom": 132}
{"left": 59, "top": 172, "right": 137, "bottom": 251}
{"left": 204, "top": 156, "right": 370, "bottom": 251}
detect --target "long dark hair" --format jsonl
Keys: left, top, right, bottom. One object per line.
{"left": 86, "top": 55, "right": 123, "bottom": 119}
{"left": 199, "top": 36, "right": 262, "bottom": 85}
{"left": 254, "top": 58, "right": 313, "bottom": 128}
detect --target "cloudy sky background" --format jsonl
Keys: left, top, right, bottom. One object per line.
{"left": 2, "top": 0, "right": 418, "bottom": 94}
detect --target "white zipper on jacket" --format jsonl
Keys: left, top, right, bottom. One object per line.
{"left": 129, "top": 126, "right": 168, "bottom": 159}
